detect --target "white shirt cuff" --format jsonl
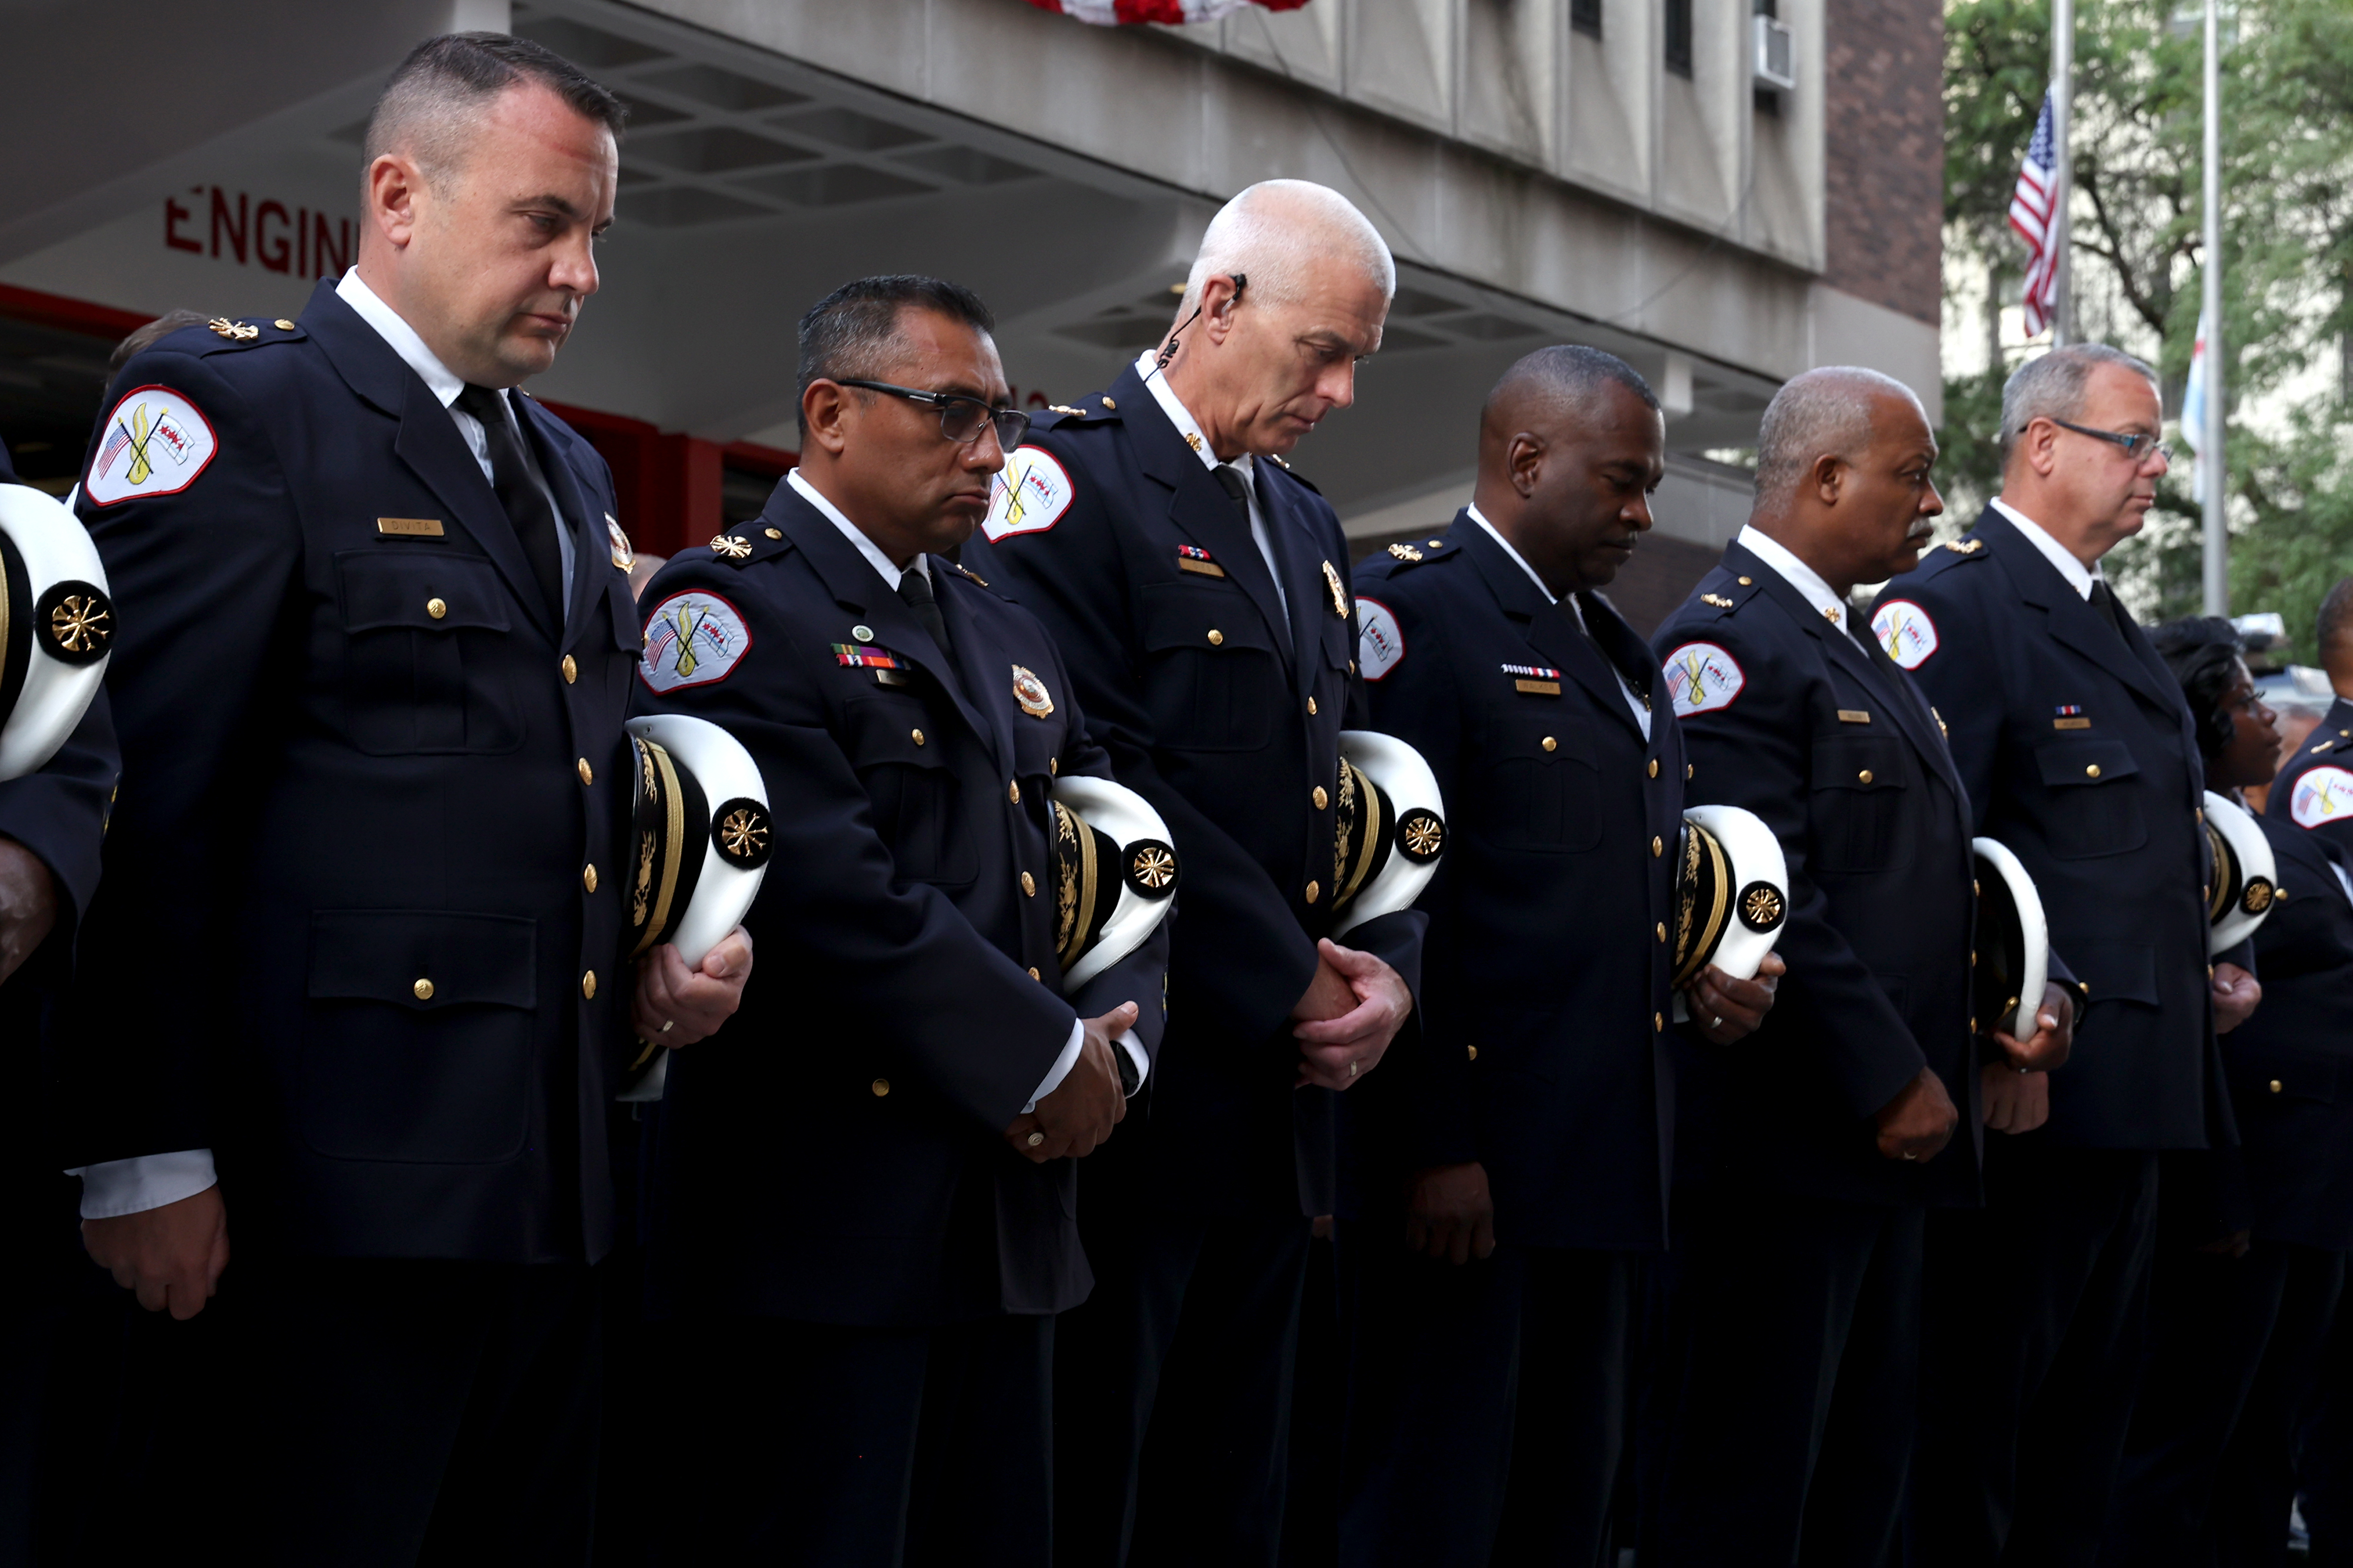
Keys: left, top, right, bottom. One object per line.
{"left": 67, "top": 1149, "right": 218, "bottom": 1219}
{"left": 1022, "top": 1019, "right": 1088, "bottom": 1115}
{"left": 1117, "top": 1030, "right": 1148, "bottom": 1096}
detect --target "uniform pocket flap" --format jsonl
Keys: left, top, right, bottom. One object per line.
{"left": 2065, "top": 938, "right": 2158, "bottom": 1007}
{"left": 1138, "top": 581, "right": 1278, "bottom": 655}
{"left": 2035, "top": 737, "right": 2141, "bottom": 788}
{"left": 307, "top": 910, "right": 537, "bottom": 1009}
{"left": 841, "top": 693, "right": 949, "bottom": 770}
{"left": 336, "top": 551, "right": 514, "bottom": 633}
{"left": 1811, "top": 734, "right": 1908, "bottom": 790}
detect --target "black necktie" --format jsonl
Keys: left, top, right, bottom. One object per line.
{"left": 1211, "top": 463, "right": 1251, "bottom": 513}
{"left": 454, "top": 383, "right": 565, "bottom": 621}
{"left": 2089, "top": 579, "right": 2131, "bottom": 640}
{"left": 898, "top": 566, "right": 962, "bottom": 691}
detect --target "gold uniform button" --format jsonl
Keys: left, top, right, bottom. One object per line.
{"left": 911, "top": 729, "right": 926, "bottom": 746}
{"left": 582, "top": 970, "right": 597, "bottom": 999}
{"left": 1049, "top": 758, "right": 1058, "bottom": 775}
{"left": 766, "top": 528, "right": 783, "bottom": 539}
{"left": 1686, "top": 763, "right": 1694, "bottom": 780}
{"left": 1542, "top": 736, "right": 1558, "bottom": 752}
{"left": 2271, "top": 1079, "right": 2285, "bottom": 1094}
{"left": 583, "top": 864, "right": 598, "bottom": 893}
{"left": 274, "top": 318, "right": 296, "bottom": 330}
{"left": 1648, "top": 759, "right": 1659, "bottom": 778}
{"left": 1467, "top": 1045, "right": 1479, "bottom": 1060}
{"left": 1974, "top": 879, "right": 1981, "bottom": 896}
{"left": 577, "top": 758, "right": 594, "bottom": 786}
{"left": 1208, "top": 629, "right": 1225, "bottom": 646}
{"left": 1008, "top": 780, "right": 1022, "bottom": 804}
{"left": 1101, "top": 396, "right": 1116, "bottom": 410}
{"left": 1308, "top": 696, "right": 1319, "bottom": 715}
{"left": 1028, "top": 967, "right": 1042, "bottom": 981}
{"left": 1858, "top": 769, "right": 1874, "bottom": 785}
{"left": 1656, "top": 922, "right": 1667, "bottom": 943}
{"left": 1738, "top": 576, "right": 1754, "bottom": 586}
{"left": 1654, "top": 1012, "right": 1664, "bottom": 1032}
{"left": 1305, "top": 880, "right": 1321, "bottom": 904}
{"left": 1969, "top": 1017, "right": 1978, "bottom": 1033}
{"left": 561, "top": 654, "right": 577, "bottom": 684}
{"left": 2196, "top": 807, "right": 2205, "bottom": 823}
{"left": 872, "top": 1077, "right": 891, "bottom": 1097}
{"left": 2086, "top": 764, "right": 2102, "bottom": 779}
{"left": 426, "top": 597, "right": 448, "bottom": 620}
{"left": 1970, "top": 950, "right": 1977, "bottom": 966}
{"left": 413, "top": 978, "right": 435, "bottom": 1001}
{"left": 1021, "top": 872, "right": 1036, "bottom": 896}
{"left": 1652, "top": 837, "right": 1664, "bottom": 857}
{"left": 1313, "top": 786, "right": 1329, "bottom": 810}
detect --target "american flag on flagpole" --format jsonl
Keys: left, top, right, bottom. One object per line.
{"left": 1025, "top": 0, "right": 1307, "bottom": 22}
{"left": 2009, "top": 90, "right": 2061, "bottom": 340}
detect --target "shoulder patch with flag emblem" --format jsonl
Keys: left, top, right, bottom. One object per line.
{"left": 640, "top": 590, "right": 752, "bottom": 693}
{"left": 1871, "top": 600, "right": 1939, "bottom": 669}
{"left": 1663, "top": 642, "right": 1744, "bottom": 718}
{"left": 1357, "top": 598, "right": 1404, "bottom": 680}
{"left": 984, "top": 448, "right": 1074, "bottom": 542}
{"left": 2291, "top": 766, "right": 2353, "bottom": 829}
{"left": 85, "top": 385, "right": 216, "bottom": 506}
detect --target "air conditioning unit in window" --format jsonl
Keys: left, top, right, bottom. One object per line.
{"left": 1754, "top": 14, "right": 1796, "bottom": 91}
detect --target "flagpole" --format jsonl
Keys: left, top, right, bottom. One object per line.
{"left": 2201, "top": 0, "right": 2227, "bottom": 616}
{"left": 2051, "top": 0, "right": 2074, "bottom": 346}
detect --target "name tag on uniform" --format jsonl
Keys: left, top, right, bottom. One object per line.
{"left": 1838, "top": 709, "right": 1871, "bottom": 724}
{"left": 1178, "top": 545, "right": 1225, "bottom": 578}
{"left": 2054, "top": 705, "right": 2089, "bottom": 730}
{"left": 874, "top": 669, "right": 910, "bottom": 689}
{"left": 377, "top": 516, "right": 445, "bottom": 537}
{"left": 1504, "top": 662, "right": 1560, "bottom": 696}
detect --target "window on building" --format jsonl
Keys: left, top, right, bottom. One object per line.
{"left": 1665, "top": 0, "right": 1694, "bottom": 78}
{"left": 1572, "top": 0, "right": 1602, "bottom": 39}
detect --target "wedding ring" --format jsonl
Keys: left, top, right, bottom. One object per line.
{"left": 660, "top": 1019, "right": 675, "bottom": 1034}
{"left": 1710, "top": 1016, "right": 1724, "bottom": 1030}
{"left": 1903, "top": 1152, "right": 1918, "bottom": 1160}
{"left": 1027, "top": 1131, "right": 1045, "bottom": 1147}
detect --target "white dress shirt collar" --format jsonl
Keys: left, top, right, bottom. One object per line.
{"left": 789, "top": 468, "right": 927, "bottom": 590}
{"left": 1132, "top": 350, "right": 1251, "bottom": 483}
{"left": 1466, "top": 503, "right": 1556, "bottom": 605}
{"left": 1991, "top": 496, "right": 2102, "bottom": 600}
{"left": 1738, "top": 524, "right": 1854, "bottom": 629}
{"left": 337, "top": 268, "right": 468, "bottom": 410}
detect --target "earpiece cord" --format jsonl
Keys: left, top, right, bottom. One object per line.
{"left": 1141, "top": 273, "right": 1246, "bottom": 386}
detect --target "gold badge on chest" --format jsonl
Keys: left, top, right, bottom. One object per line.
{"left": 1012, "top": 664, "right": 1055, "bottom": 719}
{"left": 1322, "top": 559, "right": 1348, "bottom": 618}
{"left": 606, "top": 513, "right": 635, "bottom": 571}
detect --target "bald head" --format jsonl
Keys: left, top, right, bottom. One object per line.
{"left": 1176, "top": 179, "right": 1395, "bottom": 319}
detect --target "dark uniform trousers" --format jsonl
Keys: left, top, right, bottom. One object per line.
{"left": 1879, "top": 509, "right": 2229, "bottom": 1566}
{"left": 0, "top": 672, "right": 118, "bottom": 1564}
{"left": 2107, "top": 813, "right": 2353, "bottom": 1566}
{"left": 1335, "top": 518, "right": 1684, "bottom": 1567}
{"left": 963, "top": 367, "right": 1423, "bottom": 1567}
{"left": 1648, "top": 542, "right": 1985, "bottom": 1567}
{"left": 68, "top": 282, "right": 644, "bottom": 1563}
{"left": 632, "top": 485, "right": 1168, "bottom": 1564}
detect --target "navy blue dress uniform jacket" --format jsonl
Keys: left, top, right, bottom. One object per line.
{"left": 2221, "top": 814, "right": 2353, "bottom": 1251}
{"left": 1349, "top": 516, "right": 1679, "bottom": 1250}
{"left": 960, "top": 365, "right": 1424, "bottom": 1218}
{"left": 632, "top": 483, "right": 1169, "bottom": 1326}
{"left": 1874, "top": 508, "right": 2229, "bottom": 1153}
{"left": 66, "top": 279, "right": 641, "bottom": 1263}
{"left": 1655, "top": 540, "right": 1983, "bottom": 1207}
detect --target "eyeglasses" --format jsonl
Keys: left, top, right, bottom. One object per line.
{"left": 835, "top": 379, "right": 1031, "bottom": 452}
{"left": 2039, "top": 417, "right": 2172, "bottom": 466}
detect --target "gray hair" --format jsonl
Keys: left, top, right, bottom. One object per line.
{"left": 364, "top": 32, "right": 626, "bottom": 186}
{"left": 1176, "top": 180, "right": 1395, "bottom": 316}
{"left": 1754, "top": 366, "right": 1922, "bottom": 503}
{"left": 1999, "top": 342, "right": 2159, "bottom": 465}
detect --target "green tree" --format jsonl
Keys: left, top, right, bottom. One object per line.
{"left": 1940, "top": 0, "right": 2353, "bottom": 653}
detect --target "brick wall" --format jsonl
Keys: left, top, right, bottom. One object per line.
{"left": 1820, "top": 0, "right": 1945, "bottom": 326}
